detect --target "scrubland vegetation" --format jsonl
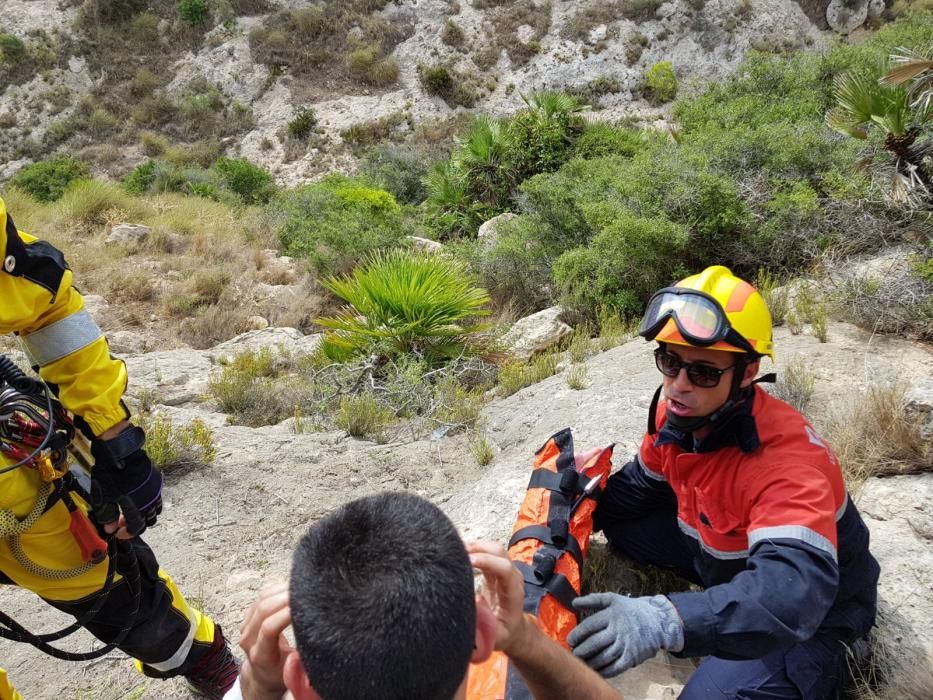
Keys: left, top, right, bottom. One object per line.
{"left": 1, "top": 13, "right": 930, "bottom": 468}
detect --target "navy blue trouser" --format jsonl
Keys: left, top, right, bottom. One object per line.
{"left": 602, "top": 509, "right": 842, "bottom": 700}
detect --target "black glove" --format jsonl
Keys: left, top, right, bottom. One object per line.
{"left": 90, "top": 425, "right": 163, "bottom": 536}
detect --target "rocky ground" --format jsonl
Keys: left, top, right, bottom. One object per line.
{"left": 2, "top": 317, "right": 931, "bottom": 699}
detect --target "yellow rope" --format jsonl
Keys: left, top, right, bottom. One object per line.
{"left": 0, "top": 483, "right": 98, "bottom": 579}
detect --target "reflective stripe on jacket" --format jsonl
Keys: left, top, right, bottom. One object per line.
{"left": 596, "top": 385, "right": 879, "bottom": 660}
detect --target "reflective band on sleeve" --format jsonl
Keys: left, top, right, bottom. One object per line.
{"left": 18, "top": 308, "right": 103, "bottom": 367}
{"left": 748, "top": 525, "right": 838, "bottom": 563}
{"left": 145, "top": 606, "right": 198, "bottom": 672}
{"left": 836, "top": 496, "right": 848, "bottom": 522}
{"left": 637, "top": 453, "right": 666, "bottom": 482}
{"left": 678, "top": 518, "right": 749, "bottom": 560}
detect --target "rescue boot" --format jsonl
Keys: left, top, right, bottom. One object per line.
{"left": 184, "top": 625, "right": 239, "bottom": 700}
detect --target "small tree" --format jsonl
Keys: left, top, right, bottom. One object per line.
{"left": 644, "top": 61, "right": 678, "bottom": 103}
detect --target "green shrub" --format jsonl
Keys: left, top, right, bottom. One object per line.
{"left": 456, "top": 215, "right": 555, "bottom": 312}
{"left": 277, "top": 175, "right": 407, "bottom": 274}
{"left": 141, "top": 414, "right": 216, "bottom": 471}
{"left": 644, "top": 61, "right": 678, "bottom": 103}
{"left": 336, "top": 393, "right": 396, "bottom": 441}
{"left": 621, "top": 0, "right": 664, "bottom": 21}
{"left": 0, "top": 34, "right": 26, "bottom": 62}
{"left": 553, "top": 206, "right": 688, "bottom": 317}
{"left": 358, "top": 142, "right": 435, "bottom": 204}
{"left": 287, "top": 106, "right": 316, "bottom": 140}
{"left": 497, "top": 351, "right": 560, "bottom": 397}
{"left": 123, "top": 159, "right": 158, "bottom": 195}
{"left": 213, "top": 157, "right": 275, "bottom": 205}
{"left": 208, "top": 348, "right": 277, "bottom": 415}
{"left": 317, "top": 249, "right": 491, "bottom": 364}
{"left": 177, "top": 0, "right": 210, "bottom": 26}
{"left": 574, "top": 122, "right": 643, "bottom": 159}
{"left": 10, "top": 156, "right": 89, "bottom": 203}
{"left": 418, "top": 64, "right": 477, "bottom": 107}
{"left": 506, "top": 91, "right": 586, "bottom": 183}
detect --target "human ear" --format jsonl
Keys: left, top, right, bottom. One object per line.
{"left": 740, "top": 358, "right": 761, "bottom": 388}
{"left": 471, "top": 599, "right": 497, "bottom": 664}
{"left": 283, "top": 651, "right": 319, "bottom": 700}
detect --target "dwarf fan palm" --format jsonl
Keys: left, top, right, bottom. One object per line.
{"left": 826, "top": 64, "right": 932, "bottom": 203}
{"left": 452, "top": 115, "right": 511, "bottom": 208}
{"left": 316, "top": 249, "right": 491, "bottom": 364}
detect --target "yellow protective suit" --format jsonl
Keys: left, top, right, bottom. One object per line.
{"left": 0, "top": 198, "right": 216, "bottom": 688}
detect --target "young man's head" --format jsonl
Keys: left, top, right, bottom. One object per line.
{"left": 285, "top": 492, "right": 496, "bottom": 700}
{"left": 639, "top": 266, "right": 773, "bottom": 434}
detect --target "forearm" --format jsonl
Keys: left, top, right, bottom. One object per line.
{"left": 507, "top": 617, "right": 623, "bottom": 700}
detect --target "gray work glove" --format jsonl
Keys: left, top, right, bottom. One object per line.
{"left": 568, "top": 593, "right": 685, "bottom": 678}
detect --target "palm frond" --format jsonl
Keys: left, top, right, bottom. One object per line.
{"left": 316, "top": 250, "right": 492, "bottom": 363}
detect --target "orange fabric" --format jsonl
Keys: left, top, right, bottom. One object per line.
{"left": 467, "top": 433, "right": 613, "bottom": 700}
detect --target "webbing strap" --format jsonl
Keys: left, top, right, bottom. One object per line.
{"left": 527, "top": 468, "right": 585, "bottom": 495}
{"left": 514, "top": 562, "right": 578, "bottom": 614}
{"left": 509, "top": 524, "right": 583, "bottom": 569}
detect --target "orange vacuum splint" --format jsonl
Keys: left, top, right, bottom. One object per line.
{"left": 468, "top": 427, "right": 614, "bottom": 700}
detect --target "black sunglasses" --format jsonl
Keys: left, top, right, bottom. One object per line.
{"left": 654, "top": 349, "right": 737, "bottom": 388}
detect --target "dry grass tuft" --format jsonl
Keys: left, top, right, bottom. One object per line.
{"left": 824, "top": 382, "right": 931, "bottom": 490}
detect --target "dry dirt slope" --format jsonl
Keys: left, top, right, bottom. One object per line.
{"left": 2, "top": 320, "right": 931, "bottom": 699}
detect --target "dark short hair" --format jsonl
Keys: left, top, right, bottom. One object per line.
{"left": 290, "top": 492, "right": 476, "bottom": 700}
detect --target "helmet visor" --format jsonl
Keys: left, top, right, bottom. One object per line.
{"left": 640, "top": 289, "right": 727, "bottom": 345}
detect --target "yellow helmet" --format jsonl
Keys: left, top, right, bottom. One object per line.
{"left": 641, "top": 265, "right": 774, "bottom": 359}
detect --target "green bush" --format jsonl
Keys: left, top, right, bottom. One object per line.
{"left": 336, "top": 393, "right": 396, "bottom": 441}
{"left": 277, "top": 175, "right": 406, "bottom": 274}
{"left": 212, "top": 157, "right": 275, "bottom": 205}
{"left": 358, "top": 142, "right": 435, "bottom": 204}
{"left": 123, "top": 159, "right": 158, "bottom": 195}
{"left": 506, "top": 91, "right": 586, "bottom": 183}
{"left": 418, "top": 64, "right": 477, "bottom": 107}
{"left": 10, "top": 156, "right": 89, "bottom": 203}
{"left": 644, "top": 61, "right": 678, "bottom": 103}
{"left": 317, "top": 249, "right": 491, "bottom": 364}
{"left": 573, "top": 122, "right": 643, "bottom": 159}
{"left": 554, "top": 206, "right": 688, "bottom": 317}
{"left": 453, "top": 215, "right": 555, "bottom": 313}
{"left": 0, "top": 34, "right": 26, "bottom": 62}
{"left": 177, "top": 0, "right": 210, "bottom": 26}
{"left": 286, "top": 106, "right": 316, "bottom": 140}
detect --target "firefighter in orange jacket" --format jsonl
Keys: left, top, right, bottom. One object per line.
{"left": 569, "top": 266, "right": 880, "bottom": 700}
{"left": 0, "top": 197, "right": 238, "bottom": 699}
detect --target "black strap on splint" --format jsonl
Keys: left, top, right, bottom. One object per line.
{"left": 509, "top": 525, "right": 583, "bottom": 569}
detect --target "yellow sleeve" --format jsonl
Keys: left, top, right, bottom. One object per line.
{"left": 1, "top": 212, "right": 129, "bottom": 436}
{"left": 0, "top": 668, "right": 24, "bottom": 700}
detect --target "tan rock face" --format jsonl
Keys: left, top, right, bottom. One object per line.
{"left": 501, "top": 306, "right": 573, "bottom": 361}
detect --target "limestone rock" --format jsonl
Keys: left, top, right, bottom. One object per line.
{"left": 477, "top": 213, "right": 519, "bottom": 247}
{"left": 502, "top": 306, "right": 573, "bottom": 361}
{"left": 858, "top": 474, "right": 933, "bottom": 676}
{"left": 81, "top": 294, "right": 110, "bottom": 319}
{"left": 105, "top": 223, "right": 152, "bottom": 245}
{"left": 867, "top": 0, "right": 885, "bottom": 19}
{"left": 906, "top": 378, "right": 933, "bottom": 441}
{"left": 209, "top": 327, "right": 322, "bottom": 363}
{"left": 406, "top": 235, "right": 443, "bottom": 253}
{"left": 124, "top": 349, "right": 213, "bottom": 406}
{"left": 107, "top": 330, "right": 148, "bottom": 355}
{"left": 826, "top": 0, "right": 869, "bottom": 34}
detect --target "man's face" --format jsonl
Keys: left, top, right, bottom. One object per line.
{"left": 660, "top": 344, "right": 747, "bottom": 420}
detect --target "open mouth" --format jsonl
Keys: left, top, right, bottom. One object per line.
{"left": 667, "top": 397, "right": 693, "bottom": 416}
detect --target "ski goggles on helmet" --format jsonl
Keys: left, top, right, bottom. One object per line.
{"left": 639, "top": 287, "right": 757, "bottom": 355}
